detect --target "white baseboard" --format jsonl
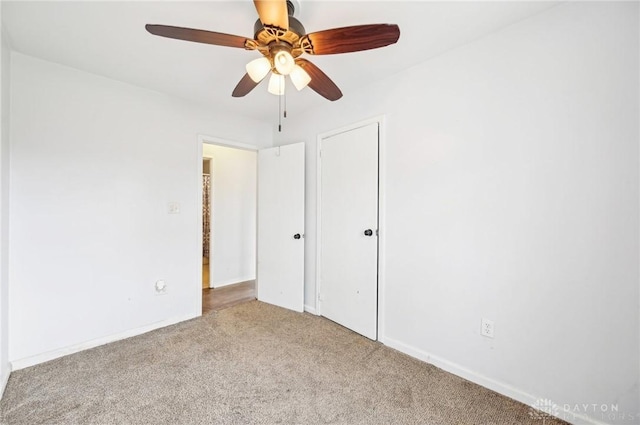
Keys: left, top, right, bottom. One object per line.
{"left": 10, "top": 313, "right": 197, "bottom": 371}
{"left": 304, "top": 304, "right": 318, "bottom": 315}
{"left": 212, "top": 276, "right": 255, "bottom": 288}
{"left": 0, "top": 363, "right": 11, "bottom": 400}
{"left": 383, "top": 336, "right": 608, "bottom": 425}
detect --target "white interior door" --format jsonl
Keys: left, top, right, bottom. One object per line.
{"left": 257, "top": 143, "right": 305, "bottom": 312}
{"left": 320, "top": 122, "right": 379, "bottom": 339}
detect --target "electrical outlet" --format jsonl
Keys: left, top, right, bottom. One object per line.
{"left": 481, "top": 318, "right": 494, "bottom": 338}
{"left": 155, "top": 280, "right": 167, "bottom": 295}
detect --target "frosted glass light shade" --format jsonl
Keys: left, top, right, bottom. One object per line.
{"left": 290, "top": 65, "right": 311, "bottom": 91}
{"left": 274, "top": 51, "right": 295, "bottom": 75}
{"left": 246, "top": 57, "right": 271, "bottom": 83}
{"left": 268, "top": 73, "right": 285, "bottom": 96}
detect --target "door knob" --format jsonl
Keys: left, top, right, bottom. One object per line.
{"left": 364, "top": 229, "right": 373, "bottom": 236}
{"left": 293, "top": 233, "right": 301, "bottom": 239}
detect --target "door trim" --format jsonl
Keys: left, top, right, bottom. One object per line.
{"left": 315, "top": 115, "right": 387, "bottom": 342}
{"left": 198, "top": 134, "right": 259, "bottom": 152}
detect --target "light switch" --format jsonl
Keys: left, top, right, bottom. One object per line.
{"left": 168, "top": 202, "right": 180, "bottom": 214}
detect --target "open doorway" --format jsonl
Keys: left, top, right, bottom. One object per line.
{"left": 202, "top": 158, "right": 211, "bottom": 289}
{"left": 200, "top": 139, "right": 258, "bottom": 314}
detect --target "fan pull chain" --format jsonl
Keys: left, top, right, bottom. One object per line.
{"left": 278, "top": 78, "right": 282, "bottom": 132}
{"left": 277, "top": 75, "right": 287, "bottom": 132}
{"left": 284, "top": 89, "right": 287, "bottom": 119}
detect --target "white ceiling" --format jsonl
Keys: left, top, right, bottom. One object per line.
{"left": 2, "top": 1, "right": 560, "bottom": 122}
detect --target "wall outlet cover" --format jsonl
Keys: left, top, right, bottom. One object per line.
{"left": 481, "top": 318, "right": 494, "bottom": 338}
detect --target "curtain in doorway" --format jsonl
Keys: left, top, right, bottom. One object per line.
{"left": 202, "top": 174, "right": 211, "bottom": 258}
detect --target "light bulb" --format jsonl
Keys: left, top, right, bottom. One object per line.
{"left": 290, "top": 65, "right": 311, "bottom": 91}
{"left": 246, "top": 57, "right": 271, "bottom": 83}
{"left": 268, "top": 73, "right": 285, "bottom": 96}
{"left": 274, "top": 50, "right": 295, "bottom": 75}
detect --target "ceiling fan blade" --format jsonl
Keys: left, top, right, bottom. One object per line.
{"left": 296, "top": 59, "right": 342, "bottom": 101}
{"left": 253, "top": 0, "right": 289, "bottom": 32}
{"left": 145, "top": 24, "right": 251, "bottom": 49}
{"left": 232, "top": 73, "right": 260, "bottom": 97}
{"left": 301, "top": 24, "right": 400, "bottom": 55}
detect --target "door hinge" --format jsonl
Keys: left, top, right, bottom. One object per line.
{"left": 376, "top": 229, "right": 379, "bottom": 237}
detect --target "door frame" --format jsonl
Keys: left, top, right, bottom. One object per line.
{"left": 315, "top": 116, "right": 387, "bottom": 342}
{"left": 196, "top": 134, "right": 258, "bottom": 315}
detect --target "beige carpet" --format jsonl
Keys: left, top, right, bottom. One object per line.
{"left": 0, "top": 301, "right": 567, "bottom": 424}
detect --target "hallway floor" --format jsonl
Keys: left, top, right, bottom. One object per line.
{"left": 202, "top": 280, "right": 256, "bottom": 314}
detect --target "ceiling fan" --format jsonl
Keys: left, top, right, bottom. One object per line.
{"left": 146, "top": 0, "right": 400, "bottom": 101}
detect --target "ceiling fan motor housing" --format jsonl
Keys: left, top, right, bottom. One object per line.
{"left": 253, "top": 16, "right": 306, "bottom": 43}
{"left": 253, "top": 0, "right": 304, "bottom": 44}
{"left": 286, "top": 0, "right": 297, "bottom": 17}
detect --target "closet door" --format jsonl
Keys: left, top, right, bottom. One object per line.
{"left": 319, "top": 123, "right": 379, "bottom": 339}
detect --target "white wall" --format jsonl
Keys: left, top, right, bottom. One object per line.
{"left": 274, "top": 3, "right": 639, "bottom": 425}
{"left": 8, "top": 53, "right": 271, "bottom": 366}
{"left": 202, "top": 143, "right": 256, "bottom": 287}
{"left": 0, "top": 7, "right": 12, "bottom": 396}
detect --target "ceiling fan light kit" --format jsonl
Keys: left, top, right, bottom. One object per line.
{"left": 290, "top": 65, "right": 311, "bottom": 91}
{"left": 273, "top": 50, "right": 295, "bottom": 75}
{"left": 145, "top": 0, "right": 400, "bottom": 102}
{"left": 267, "top": 73, "right": 286, "bottom": 96}
{"left": 246, "top": 57, "right": 272, "bottom": 83}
